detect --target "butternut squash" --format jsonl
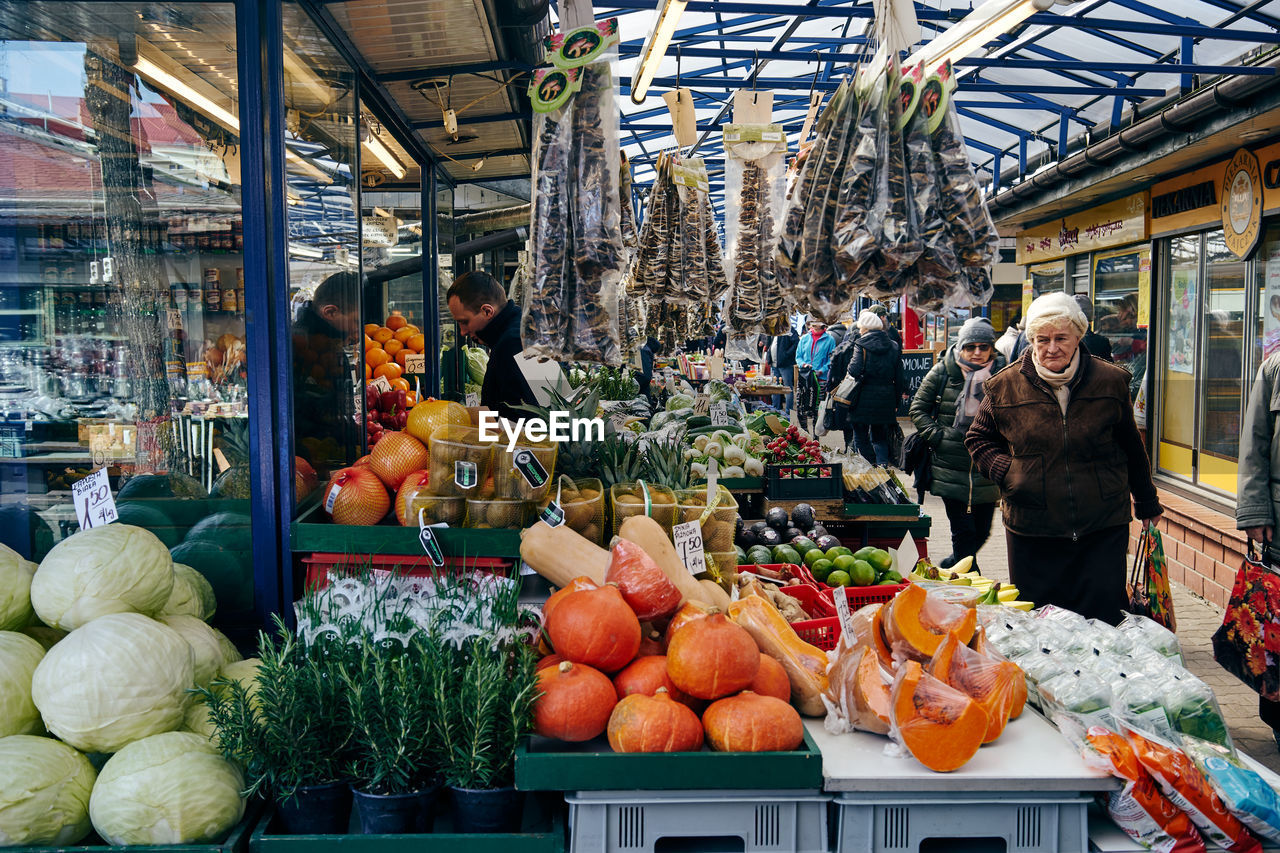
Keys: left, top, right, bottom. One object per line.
{"left": 618, "top": 515, "right": 709, "bottom": 606}
{"left": 727, "top": 594, "right": 828, "bottom": 717}
{"left": 520, "top": 522, "right": 609, "bottom": 588}
{"left": 699, "top": 579, "right": 732, "bottom": 610}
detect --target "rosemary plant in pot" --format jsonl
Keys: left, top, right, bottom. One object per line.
{"left": 197, "top": 616, "right": 354, "bottom": 835}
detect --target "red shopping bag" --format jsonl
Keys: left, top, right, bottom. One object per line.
{"left": 1212, "top": 543, "right": 1280, "bottom": 701}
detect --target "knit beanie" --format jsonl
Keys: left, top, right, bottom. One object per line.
{"left": 957, "top": 317, "right": 996, "bottom": 349}
{"left": 856, "top": 310, "right": 884, "bottom": 333}
{"left": 1026, "top": 291, "right": 1088, "bottom": 340}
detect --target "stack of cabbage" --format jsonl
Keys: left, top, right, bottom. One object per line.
{"left": 0, "top": 526, "right": 250, "bottom": 846}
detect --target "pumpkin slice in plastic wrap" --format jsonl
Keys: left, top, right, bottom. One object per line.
{"left": 883, "top": 582, "right": 977, "bottom": 661}
{"left": 927, "top": 631, "right": 1022, "bottom": 743}
{"left": 728, "top": 594, "right": 827, "bottom": 716}
{"left": 826, "top": 644, "right": 893, "bottom": 735}
{"left": 889, "top": 660, "right": 988, "bottom": 772}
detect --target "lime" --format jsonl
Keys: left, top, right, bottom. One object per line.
{"left": 811, "top": 559, "right": 834, "bottom": 581}
{"left": 804, "top": 548, "right": 827, "bottom": 568}
{"left": 826, "top": 570, "right": 852, "bottom": 588}
{"left": 881, "top": 570, "right": 903, "bottom": 584}
{"left": 877, "top": 578, "right": 902, "bottom": 585}
{"left": 825, "top": 547, "right": 843, "bottom": 562}
{"left": 867, "top": 549, "right": 893, "bottom": 573}
{"left": 832, "top": 554, "right": 857, "bottom": 575}
{"left": 854, "top": 546, "right": 878, "bottom": 562}
{"left": 849, "top": 559, "right": 876, "bottom": 586}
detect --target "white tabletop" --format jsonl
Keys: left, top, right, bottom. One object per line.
{"left": 806, "top": 710, "right": 1120, "bottom": 793}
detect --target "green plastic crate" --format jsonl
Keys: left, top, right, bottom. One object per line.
{"left": 515, "top": 729, "right": 823, "bottom": 792}
{"left": 291, "top": 503, "right": 521, "bottom": 558}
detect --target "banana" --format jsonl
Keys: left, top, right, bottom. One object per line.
{"left": 997, "top": 586, "right": 1020, "bottom": 602}
{"left": 1002, "top": 600, "right": 1034, "bottom": 611}
{"left": 950, "top": 556, "right": 974, "bottom": 574}
{"left": 959, "top": 571, "right": 981, "bottom": 579}
{"left": 976, "top": 583, "right": 1001, "bottom": 606}
{"left": 947, "top": 575, "right": 972, "bottom": 586}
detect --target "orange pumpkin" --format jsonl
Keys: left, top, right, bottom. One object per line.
{"left": 664, "top": 600, "right": 713, "bottom": 647}
{"left": 927, "top": 632, "right": 1022, "bottom": 744}
{"left": 666, "top": 612, "right": 759, "bottom": 700}
{"left": 612, "top": 655, "right": 702, "bottom": 712}
{"left": 884, "top": 584, "right": 977, "bottom": 661}
{"left": 748, "top": 654, "right": 792, "bottom": 704}
{"left": 534, "top": 661, "right": 616, "bottom": 742}
{"left": 546, "top": 583, "right": 641, "bottom": 673}
{"left": 536, "top": 653, "right": 564, "bottom": 671}
{"left": 702, "top": 691, "right": 804, "bottom": 752}
{"left": 543, "top": 577, "right": 599, "bottom": 624}
{"left": 607, "top": 688, "right": 704, "bottom": 753}
{"left": 637, "top": 628, "right": 664, "bottom": 657}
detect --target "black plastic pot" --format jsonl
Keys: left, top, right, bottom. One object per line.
{"left": 450, "top": 785, "right": 522, "bottom": 834}
{"left": 351, "top": 784, "right": 440, "bottom": 834}
{"left": 276, "top": 781, "right": 352, "bottom": 835}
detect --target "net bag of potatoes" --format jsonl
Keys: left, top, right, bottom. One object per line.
{"left": 676, "top": 484, "right": 740, "bottom": 585}
{"left": 426, "top": 425, "right": 493, "bottom": 498}
{"left": 465, "top": 498, "right": 532, "bottom": 530}
{"left": 493, "top": 439, "right": 558, "bottom": 501}
{"left": 610, "top": 481, "right": 677, "bottom": 535}
{"left": 538, "top": 476, "right": 605, "bottom": 544}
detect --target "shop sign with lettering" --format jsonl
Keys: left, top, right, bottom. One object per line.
{"left": 1015, "top": 193, "right": 1147, "bottom": 265}
{"left": 1222, "top": 147, "right": 1263, "bottom": 260}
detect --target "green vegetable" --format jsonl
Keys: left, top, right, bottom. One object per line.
{"left": 0, "top": 544, "right": 35, "bottom": 631}
{"left": 0, "top": 734, "right": 96, "bottom": 846}
{"left": 666, "top": 393, "right": 695, "bottom": 412}
{"left": 157, "top": 615, "right": 229, "bottom": 688}
{"left": 89, "top": 731, "right": 245, "bottom": 845}
{"left": 0, "top": 631, "right": 44, "bottom": 736}
{"left": 463, "top": 346, "right": 489, "bottom": 386}
{"left": 159, "top": 563, "right": 217, "bottom": 622}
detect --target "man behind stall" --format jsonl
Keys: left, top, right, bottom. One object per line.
{"left": 446, "top": 271, "right": 536, "bottom": 421}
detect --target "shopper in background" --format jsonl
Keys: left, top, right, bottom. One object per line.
{"left": 446, "top": 270, "right": 536, "bottom": 422}
{"left": 826, "top": 322, "right": 862, "bottom": 451}
{"left": 845, "top": 310, "right": 906, "bottom": 466}
{"left": 867, "top": 303, "right": 902, "bottom": 348}
{"left": 797, "top": 318, "right": 836, "bottom": 385}
{"left": 766, "top": 327, "right": 799, "bottom": 413}
{"left": 1075, "top": 295, "right": 1114, "bottom": 362}
{"left": 966, "top": 292, "right": 1162, "bottom": 624}
{"left": 637, "top": 336, "right": 661, "bottom": 402}
{"left": 292, "top": 271, "right": 362, "bottom": 474}
{"left": 826, "top": 316, "right": 849, "bottom": 348}
{"left": 1235, "top": 350, "right": 1280, "bottom": 745}
{"left": 995, "top": 312, "right": 1021, "bottom": 362}
{"left": 910, "top": 317, "right": 1005, "bottom": 571}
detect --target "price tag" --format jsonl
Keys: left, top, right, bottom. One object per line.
{"left": 454, "top": 460, "right": 478, "bottom": 490}
{"left": 417, "top": 508, "right": 445, "bottom": 567}
{"left": 673, "top": 520, "right": 706, "bottom": 576}
{"left": 324, "top": 483, "right": 341, "bottom": 513}
{"left": 369, "top": 376, "right": 392, "bottom": 393}
{"left": 404, "top": 353, "right": 425, "bottom": 374}
{"left": 710, "top": 401, "right": 730, "bottom": 426}
{"left": 73, "top": 468, "right": 118, "bottom": 530}
{"left": 465, "top": 392, "right": 479, "bottom": 407}
{"left": 166, "top": 308, "right": 183, "bottom": 330}
{"left": 513, "top": 448, "right": 548, "bottom": 489}
{"left": 539, "top": 501, "right": 565, "bottom": 528}
{"left": 833, "top": 585, "right": 854, "bottom": 636}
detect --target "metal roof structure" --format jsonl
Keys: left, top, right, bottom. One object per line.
{"left": 573, "top": 0, "right": 1280, "bottom": 220}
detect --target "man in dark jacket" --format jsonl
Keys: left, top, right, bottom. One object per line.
{"left": 447, "top": 271, "right": 536, "bottom": 422}
{"left": 846, "top": 310, "right": 906, "bottom": 464}
{"left": 1075, "top": 295, "right": 1114, "bottom": 362}
{"left": 637, "top": 336, "right": 661, "bottom": 401}
{"left": 766, "top": 329, "right": 799, "bottom": 412}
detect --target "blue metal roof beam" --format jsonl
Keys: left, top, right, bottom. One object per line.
{"left": 1197, "top": 0, "right": 1280, "bottom": 31}
{"left": 620, "top": 76, "right": 1167, "bottom": 96}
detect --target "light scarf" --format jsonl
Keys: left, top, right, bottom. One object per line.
{"left": 1033, "top": 347, "right": 1081, "bottom": 415}
{"left": 953, "top": 353, "right": 995, "bottom": 430}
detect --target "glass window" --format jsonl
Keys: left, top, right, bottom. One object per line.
{"left": 1093, "top": 246, "right": 1150, "bottom": 381}
{"left": 362, "top": 192, "right": 425, "bottom": 400}
{"left": 1255, "top": 225, "right": 1280, "bottom": 375}
{"left": 1199, "top": 233, "right": 1246, "bottom": 491}
{"left": 1030, "top": 261, "right": 1065, "bottom": 297}
{"left": 0, "top": 2, "right": 256, "bottom": 633}
{"left": 1159, "top": 235, "right": 1199, "bottom": 482}
{"left": 283, "top": 3, "right": 360, "bottom": 509}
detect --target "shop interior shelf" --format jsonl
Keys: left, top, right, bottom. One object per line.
{"left": 292, "top": 503, "right": 522, "bottom": 559}
{"left": 515, "top": 729, "right": 823, "bottom": 792}
{"left": 248, "top": 791, "right": 564, "bottom": 852}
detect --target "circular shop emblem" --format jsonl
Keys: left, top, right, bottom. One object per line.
{"left": 1221, "top": 147, "right": 1262, "bottom": 259}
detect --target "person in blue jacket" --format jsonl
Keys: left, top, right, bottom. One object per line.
{"left": 797, "top": 318, "right": 836, "bottom": 384}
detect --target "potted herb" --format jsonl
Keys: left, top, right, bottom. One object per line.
{"left": 198, "top": 616, "right": 354, "bottom": 835}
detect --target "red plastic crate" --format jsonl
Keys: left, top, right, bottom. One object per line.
{"left": 794, "top": 583, "right": 913, "bottom": 651}
{"left": 793, "top": 616, "right": 840, "bottom": 651}
{"left": 737, "top": 563, "right": 822, "bottom": 589}
{"left": 773, "top": 581, "right": 836, "bottom": 619}
{"left": 817, "top": 581, "right": 910, "bottom": 608}
{"left": 301, "top": 552, "right": 514, "bottom": 591}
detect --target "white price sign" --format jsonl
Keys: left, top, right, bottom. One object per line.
{"left": 710, "top": 401, "right": 731, "bottom": 426}
{"left": 369, "top": 375, "right": 392, "bottom": 393}
{"left": 673, "top": 521, "right": 706, "bottom": 576}
{"left": 403, "top": 353, "right": 425, "bottom": 374}
{"left": 465, "top": 392, "right": 479, "bottom": 407}
{"left": 73, "top": 468, "right": 118, "bottom": 530}
{"left": 833, "top": 585, "right": 854, "bottom": 636}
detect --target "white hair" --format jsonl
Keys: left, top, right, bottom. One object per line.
{"left": 856, "top": 310, "right": 884, "bottom": 333}
{"left": 1026, "top": 291, "right": 1087, "bottom": 341}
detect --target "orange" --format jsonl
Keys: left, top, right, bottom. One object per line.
{"left": 366, "top": 348, "right": 391, "bottom": 369}
{"left": 374, "top": 362, "right": 403, "bottom": 381}
{"left": 395, "top": 349, "right": 411, "bottom": 368}
{"left": 390, "top": 377, "right": 411, "bottom": 393}
{"left": 364, "top": 334, "right": 375, "bottom": 348}
{"left": 373, "top": 327, "right": 395, "bottom": 345}
{"left": 407, "top": 333, "right": 425, "bottom": 353}
{"left": 405, "top": 391, "right": 417, "bottom": 406}
{"left": 384, "top": 339, "right": 404, "bottom": 358}
{"left": 386, "top": 313, "right": 407, "bottom": 331}
{"left": 394, "top": 325, "right": 420, "bottom": 343}
{"left": 364, "top": 323, "right": 380, "bottom": 336}
{"left": 365, "top": 363, "right": 372, "bottom": 380}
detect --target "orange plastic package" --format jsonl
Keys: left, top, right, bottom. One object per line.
{"left": 926, "top": 631, "right": 1023, "bottom": 744}
{"left": 605, "top": 537, "right": 681, "bottom": 621}
{"left": 825, "top": 645, "right": 893, "bottom": 735}
{"left": 1123, "top": 723, "right": 1262, "bottom": 853}
{"left": 888, "top": 661, "right": 988, "bottom": 772}
{"left": 1084, "top": 724, "right": 1207, "bottom": 853}
{"left": 882, "top": 583, "right": 977, "bottom": 663}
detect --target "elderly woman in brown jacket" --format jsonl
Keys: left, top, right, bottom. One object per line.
{"left": 965, "top": 292, "right": 1162, "bottom": 624}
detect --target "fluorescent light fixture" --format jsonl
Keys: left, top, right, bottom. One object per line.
{"left": 288, "top": 242, "right": 323, "bottom": 260}
{"left": 471, "top": 156, "right": 487, "bottom": 173}
{"left": 282, "top": 48, "right": 333, "bottom": 107}
{"left": 908, "top": 0, "right": 1048, "bottom": 73}
{"left": 362, "top": 130, "right": 407, "bottom": 179}
{"left": 631, "top": 0, "right": 689, "bottom": 105}
{"left": 285, "top": 148, "right": 332, "bottom": 183}
{"left": 133, "top": 55, "right": 239, "bottom": 133}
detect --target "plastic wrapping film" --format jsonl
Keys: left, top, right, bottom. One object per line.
{"left": 1123, "top": 721, "right": 1262, "bottom": 852}
{"left": 605, "top": 536, "right": 681, "bottom": 621}
{"left": 723, "top": 123, "right": 789, "bottom": 339}
{"left": 824, "top": 644, "right": 894, "bottom": 736}
{"left": 620, "top": 150, "right": 638, "bottom": 249}
{"left": 1162, "top": 671, "right": 1233, "bottom": 749}
{"left": 1183, "top": 736, "right": 1280, "bottom": 844}
{"left": 538, "top": 476, "right": 606, "bottom": 544}
{"left": 887, "top": 660, "right": 988, "bottom": 772}
{"left": 1120, "top": 610, "right": 1185, "bottom": 663}
{"left": 1054, "top": 714, "right": 1207, "bottom": 853}
{"left": 926, "top": 630, "right": 1022, "bottom": 742}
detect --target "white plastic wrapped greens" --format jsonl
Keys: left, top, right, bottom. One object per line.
{"left": 1037, "top": 669, "right": 1116, "bottom": 728}
{"left": 1119, "top": 611, "right": 1184, "bottom": 662}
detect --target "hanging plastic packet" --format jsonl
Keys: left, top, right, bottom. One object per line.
{"left": 1122, "top": 721, "right": 1262, "bottom": 852}
{"left": 866, "top": 57, "right": 921, "bottom": 284}
{"left": 1182, "top": 736, "right": 1280, "bottom": 844}
{"left": 1119, "top": 610, "right": 1185, "bottom": 662}
{"left": 723, "top": 123, "right": 789, "bottom": 339}
{"left": 800, "top": 80, "right": 862, "bottom": 322}
{"left": 833, "top": 67, "right": 884, "bottom": 290}
{"left": 620, "top": 150, "right": 638, "bottom": 250}
{"left": 1054, "top": 714, "right": 1207, "bottom": 853}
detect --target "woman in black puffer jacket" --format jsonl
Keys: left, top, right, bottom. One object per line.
{"left": 845, "top": 310, "right": 906, "bottom": 466}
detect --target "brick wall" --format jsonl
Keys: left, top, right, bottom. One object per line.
{"left": 1127, "top": 489, "right": 1245, "bottom": 609}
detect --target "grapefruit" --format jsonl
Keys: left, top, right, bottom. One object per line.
{"left": 323, "top": 467, "right": 390, "bottom": 526}
{"left": 406, "top": 400, "right": 471, "bottom": 444}
{"left": 295, "top": 457, "right": 318, "bottom": 498}
{"left": 374, "top": 363, "right": 403, "bottom": 382}
{"left": 386, "top": 312, "right": 407, "bottom": 331}
{"left": 395, "top": 469, "right": 430, "bottom": 525}
{"left": 369, "top": 431, "right": 429, "bottom": 489}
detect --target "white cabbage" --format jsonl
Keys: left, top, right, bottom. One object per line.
{"left": 90, "top": 731, "right": 244, "bottom": 845}
{"left": 0, "top": 544, "right": 35, "bottom": 631}
{"left": 31, "top": 524, "right": 174, "bottom": 630}
{"left": 0, "top": 734, "right": 96, "bottom": 846}
{"left": 31, "top": 613, "right": 193, "bottom": 753}
{"left": 159, "top": 563, "right": 217, "bottom": 621}
{"left": 158, "top": 615, "right": 226, "bottom": 687}
{"left": 0, "top": 631, "right": 44, "bottom": 736}
{"left": 182, "top": 696, "right": 218, "bottom": 741}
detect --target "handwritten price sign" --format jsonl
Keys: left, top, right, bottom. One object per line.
{"left": 73, "top": 468, "right": 118, "bottom": 530}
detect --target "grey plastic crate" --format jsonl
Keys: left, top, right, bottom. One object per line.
{"left": 566, "top": 789, "right": 829, "bottom": 853}
{"left": 835, "top": 791, "right": 1091, "bottom": 853}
